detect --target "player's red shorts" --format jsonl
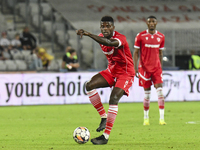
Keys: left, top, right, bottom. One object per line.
{"left": 138, "top": 67, "right": 163, "bottom": 88}
{"left": 100, "top": 69, "right": 134, "bottom": 96}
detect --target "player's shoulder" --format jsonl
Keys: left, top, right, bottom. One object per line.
{"left": 114, "top": 31, "right": 127, "bottom": 41}
{"left": 156, "top": 31, "right": 165, "bottom": 38}
{"left": 136, "top": 30, "right": 147, "bottom": 37}
{"left": 114, "top": 31, "right": 125, "bottom": 37}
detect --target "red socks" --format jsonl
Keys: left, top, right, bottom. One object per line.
{"left": 157, "top": 87, "right": 165, "bottom": 109}
{"left": 87, "top": 89, "right": 106, "bottom": 117}
{"left": 104, "top": 105, "right": 118, "bottom": 135}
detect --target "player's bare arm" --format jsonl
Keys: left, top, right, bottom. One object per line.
{"left": 133, "top": 48, "right": 140, "bottom": 78}
{"left": 76, "top": 29, "right": 119, "bottom": 47}
{"left": 159, "top": 50, "right": 163, "bottom": 69}
{"left": 70, "top": 62, "right": 80, "bottom": 68}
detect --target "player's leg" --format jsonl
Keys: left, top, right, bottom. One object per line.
{"left": 91, "top": 87, "right": 124, "bottom": 145}
{"left": 152, "top": 69, "right": 166, "bottom": 125}
{"left": 138, "top": 69, "right": 152, "bottom": 125}
{"left": 91, "top": 77, "right": 134, "bottom": 145}
{"left": 86, "top": 72, "right": 111, "bottom": 132}
{"left": 155, "top": 83, "right": 166, "bottom": 125}
{"left": 143, "top": 87, "right": 151, "bottom": 125}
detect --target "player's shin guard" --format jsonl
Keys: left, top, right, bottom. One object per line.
{"left": 87, "top": 89, "right": 107, "bottom": 118}
{"left": 157, "top": 87, "right": 165, "bottom": 120}
{"left": 103, "top": 105, "right": 118, "bottom": 139}
{"left": 143, "top": 90, "right": 151, "bottom": 119}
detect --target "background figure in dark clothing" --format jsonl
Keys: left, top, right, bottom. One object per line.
{"left": 0, "top": 46, "right": 7, "bottom": 60}
{"left": 62, "top": 48, "right": 79, "bottom": 72}
{"left": 20, "top": 26, "right": 37, "bottom": 50}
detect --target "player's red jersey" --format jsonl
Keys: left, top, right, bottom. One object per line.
{"left": 99, "top": 31, "right": 135, "bottom": 77}
{"left": 134, "top": 29, "right": 165, "bottom": 73}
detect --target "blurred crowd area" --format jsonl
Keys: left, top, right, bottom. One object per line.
{"left": 0, "top": 26, "right": 59, "bottom": 72}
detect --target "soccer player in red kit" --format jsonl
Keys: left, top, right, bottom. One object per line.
{"left": 76, "top": 16, "right": 135, "bottom": 144}
{"left": 133, "top": 16, "right": 166, "bottom": 125}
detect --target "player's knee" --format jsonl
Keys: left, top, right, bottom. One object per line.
{"left": 144, "top": 90, "right": 151, "bottom": 100}
{"left": 156, "top": 87, "right": 164, "bottom": 100}
{"left": 85, "top": 81, "right": 93, "bottom": 91}
{"left": 109, "top": 94, "right": 120, "bottom": 105}
{"left": 156, "top": 87, "right": 163, "bottom": 96}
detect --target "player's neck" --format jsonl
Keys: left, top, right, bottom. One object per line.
{"left": 148, "top": 29, "right": 155, "bottom": 35}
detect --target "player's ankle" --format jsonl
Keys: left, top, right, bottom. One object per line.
{"left": 101, "top": 114, "right": 107, "bottom": 118}
{"left": 103, "top": 133, "right": 109, "bottom": 139}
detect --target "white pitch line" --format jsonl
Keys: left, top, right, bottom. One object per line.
{"left": 185, "top": 121, "right": 200, "bottom": 124}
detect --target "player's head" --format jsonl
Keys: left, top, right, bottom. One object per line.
{"left": 100, "top": 16, "right": 115, "bottom": 38}
{"left": 23, "top": 26, "right": 29, "bottom": 33}
{"left": 146, "top": 16, "right": 157, "bottom": 31}
{"left": 15, "top": 33, "right": 20, "bottom": 39}
{"left": 65, "top": 46, "right": 72, "bottom": 52}
{"left": 68, "top": 49, "right": 77, "bottom": 59}
{"left": 1, "top": 31, "right": 7, "bottom": 38}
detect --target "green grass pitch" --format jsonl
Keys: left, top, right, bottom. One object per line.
{"left": 0, "top": 101, "right": 200, "bottom": 150}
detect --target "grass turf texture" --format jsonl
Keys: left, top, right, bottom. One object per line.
{"left": 0, "top": 101, "right": 200, "bottom": 150}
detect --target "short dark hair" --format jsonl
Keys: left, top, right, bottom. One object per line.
{"left": 69, "top": 49, "right": 76, "bottom": 54}
{"left": 147, "top": 16, "right": 157, "bottom": 20}
{"left": 101, "top": 16, "right": 114, "bottom": 25}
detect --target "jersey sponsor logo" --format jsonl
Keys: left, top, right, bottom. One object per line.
{"left": 102, "top": 48, "right": 114, "bottom": 55}
{"left": 145, "top": 44, "right": 160, "bottom": 48}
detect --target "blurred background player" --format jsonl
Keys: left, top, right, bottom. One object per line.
{"left": 133, "top": 16, "right": 166, "bottom": 126}
{"left": 76, "top": 16, "right": 135, "bottom": 145}
{"left": 61, "top": 48, "right": 79, "bottom": 72}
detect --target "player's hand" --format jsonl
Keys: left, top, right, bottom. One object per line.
{"left": 135, "top": 70, "right": 139, "bottom": 78}
{"left": 76, "top": 29, "right": 90, "bottom": 38}
{"left": 69, "top": 63, "right": 73, "bottom": 67}
{"left": 66, "top": 64, "right": 72, "bottom": 69}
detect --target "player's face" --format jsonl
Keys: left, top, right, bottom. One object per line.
{"left": 146, "top": 18, "right": 157, "bottom": 31}
{"left": 70, "top": 52, "right": 76, "bottom": 59}
{"left": 100, "top": 22, "right": 115, "bottom": 38}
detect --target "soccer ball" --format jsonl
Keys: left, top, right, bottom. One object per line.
{"left": 73, "top": 127, "right": 90, "bottom": 144}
